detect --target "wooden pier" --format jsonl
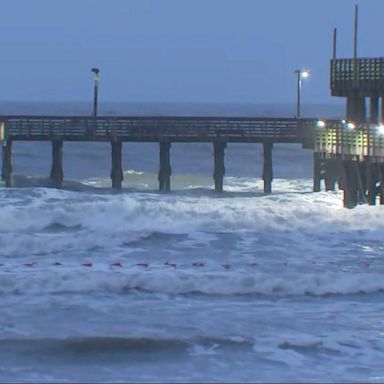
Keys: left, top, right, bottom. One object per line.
{"left": 314, "top": 57, "right": 384, "bottom": 208}
{"left": 0, "top": 116, "right": 317, "bottom": 193}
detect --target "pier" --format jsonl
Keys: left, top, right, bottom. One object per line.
{"left": 314, "top": 57, "right": 384, "bottom": 208}
{"left": 0, "top": 116, "right": 316, "bottom": 193}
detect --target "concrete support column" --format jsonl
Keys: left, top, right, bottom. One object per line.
{"left": 340, "top": 160, "right": 359, "bottom": 208}
{"left": 366, "top": 162, "right": 377, "bottom": 205}
{"left": 158, "top": 140, "right": 171, "bottom": 192}
{"left": 1, "top": 141, "right": 12, "bottom": 187}
{"left": 313, "top": 153, "right": 322, "bottom": 192}
{"left": 324, "top": 159, "right": 339, "bottom": 191}
{"left": 370, "top": 96, "right": 379, "bottom": 125}
{"left": 50, "top": 140, "right": 63, "bottom": 188}
{"left": 346, "top": 95, "right": 366, "bottom": 123}
{"left": 213, "top": 140, "right": 226, "bottom": 192}
{"left": 379, "top": 163, "right": 384, "bottom": 205}
{"left": 110, "top": 141, "right": 123, "bottom": 190}
{"left": 262, "top": 143, "right": 273, "bottom": 194}
{"left": 381, "top": 97, "right": 384, "bottom": 125}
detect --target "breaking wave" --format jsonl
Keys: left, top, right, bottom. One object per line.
{"left": 1, "top": 269, "right": 383, "bottom": 297}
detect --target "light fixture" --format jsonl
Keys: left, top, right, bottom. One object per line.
{"left": 347, "top": 122, "right": 356, "bottom": 130}
{"left": 317, "top": 120, "right": 326, "bottom": 128}
{"left": 376, "top": 125, "right": 384, "bottom": 136}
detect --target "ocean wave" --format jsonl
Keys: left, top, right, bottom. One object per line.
{"left": 0, "top": 335, "right": 252, "bottom": 355}
{"left": 1, "top": 270, "right": 383, "bottom": 297}
{"left": 0, "top": 184, "right": 383, "bottom": 237}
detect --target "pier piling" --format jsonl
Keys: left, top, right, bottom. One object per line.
{"left": 324, "top": 159, "right": 339, "bottom": 191}
{"left": 370, "top": 97, "right": 379, "bottom": 125}
{"left": 213, "top": 140, "right": 226, "bottom": 192}
{"left": 340, "top": 160, "right": 359, "bottom": 209}
{"left": 262, "top": 142, "right": 273, "bottom": 194}
{"left": 313, "top": 153, "right": 322, "bottom": 192}
{"left": 110, "top": 141, "right": 123, "bottom": 190}
{"left": 366, "top": 162, "right": 377, "bottom": 205}
{"left": 158, "top": 140, "right": 171, "bottom": 192}
{"left": 50, "top": 140, "right": 63, "bottom": 188}
{"left": 1, "top": 141, "right": 12, "bottom": 187}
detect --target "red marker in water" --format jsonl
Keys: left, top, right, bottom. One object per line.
{"left": 111, "top": 262, "right": 123, "bottom": 267}
{"left": 165, "top": 261, "right": 176, "bottom": 268}
{"left": 136, "top": 262, "right": 149, "bottom": 268}
{"left": 222, "top": 264, "right": 231, "bottom": 270}
{"left": 82, "top": 262, "right": 92, "bottom": 267}
{"left": 24, "top": 262, "right": 36, "bottom": 267}
{"left": 192, "top": 262, "right": 205, "bottom": 267}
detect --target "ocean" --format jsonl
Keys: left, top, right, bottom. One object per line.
{"left": 1, "top": 102, "right": 384, "bottom": 383}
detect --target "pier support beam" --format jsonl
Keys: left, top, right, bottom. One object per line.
{"left": 381, "top": 97, "right": 384, "bottom": 125}
{"left": 50, "top": 140, "right": 63, "bottom": 188}
{"left": 158, "top": 140, "right": 171, "bottom": 192}
{"left": 378, "top": 163, "right": 384, "bottom": 205}
{"left": 366, "top": 162, "right": 378, "bottom": 205}
{"left": 1, "top": 141, "right": 12, "bottom": 187}
{"left": 370, "top": 96, "right": 379, "bottom": 125}
{"left": 262, "top": 142, "right": 273, "bottom": 194}
{"left": 324, "top": 159, "right": 339, "bottom": 191}
{"left": 346, "top": 95, "right": 366, "bottom": 123}
{"left": 213, "top": 140, "right": 226, "bottom": 192}
{"left": 110, "top": 141, "right": 123, "bottom": 190}
{"left": 340, "top": 160, "right": 359, "bottom": 208}
{"left": 313, "top": 153, "right": 322, "bottom": 192}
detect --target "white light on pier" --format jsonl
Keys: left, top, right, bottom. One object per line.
{"left": 301, "top": 70, "right": 310, "bottom": 79}
{"left": 376, "top": 125, "right": 384, "bottom": 136}
{"left": 347, "top": 122, "right": 356, "bottom": 130}
{"left": 317, "top": 120, "right": 326, "bottom": 128}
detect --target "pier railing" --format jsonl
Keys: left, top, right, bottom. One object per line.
{"left": 0, "top": 116, "right": 317, "bottom": 144}
{"left": 331, "top": 58, "right": 384, "bottom": 97}
{"left": 314, "top": 121, "right": 384, "bottom": 159}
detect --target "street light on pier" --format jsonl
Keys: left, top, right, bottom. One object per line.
{"left": 294, "top": 69, "right": 310, "bottom": 118}
{"left": 91, "top": 67, "right": 100, "bottom": 119}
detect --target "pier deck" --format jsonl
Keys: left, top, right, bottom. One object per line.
{"left": 0, "top": 115, "right": 316, "bottom": 143}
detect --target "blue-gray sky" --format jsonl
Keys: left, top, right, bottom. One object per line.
{"left": 0, "top": 0, "right": 383, "bottom": 104}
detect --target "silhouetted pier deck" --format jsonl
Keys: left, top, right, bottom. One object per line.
{"left": 0, "top": 115, "right": 317, "bottom": 193}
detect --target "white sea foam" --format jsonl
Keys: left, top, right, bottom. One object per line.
{"left": 0, "top": 184, "right": 383, "bottom": 235}
{"left": 1, "top": 269, "right": 383, "bottom": 297}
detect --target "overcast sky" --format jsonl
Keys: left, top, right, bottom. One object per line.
{"left": 0, "top": 0, "right": 383, "bottom": 104}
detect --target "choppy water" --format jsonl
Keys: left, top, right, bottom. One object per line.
{"left": 1, "top": 103, "right": 384, "bottom": 383}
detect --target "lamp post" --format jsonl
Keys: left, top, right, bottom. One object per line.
{"left": 294, "top": 69, "right": 310, "bottom": 118}
{"left": 91, "top": 67, "right": 100, "bottom": 119}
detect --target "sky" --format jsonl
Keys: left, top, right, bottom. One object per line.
{"left": 0, "top": 0, "right": 383, "bottom": 105}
